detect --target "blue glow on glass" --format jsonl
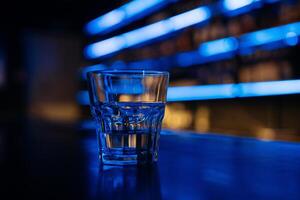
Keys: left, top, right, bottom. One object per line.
{"left": 223, "top": 0, "right": 255, "bottom": 11}
{"left": 199, "top": 37, "right": 238, "bottom": 57}
{"left": 85, "top": 0, "right": 167, "bottom": 35}
{"left": 85, "top": 6, "right": 211, "bottom": 59}
{"left": 81, "top": 64, "right": 107, "bottom": 80}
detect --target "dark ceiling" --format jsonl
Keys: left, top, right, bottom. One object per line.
{"left": 0, "top": 0, "right": 125, "bottom": 31}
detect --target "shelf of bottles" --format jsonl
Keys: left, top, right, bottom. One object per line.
{"left": 80, "top": 0, "right": 300, "bottom": 131}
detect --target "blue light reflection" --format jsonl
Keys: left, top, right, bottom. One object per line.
{"left": 81, "top": 131, "right": 300, "bottom": 199}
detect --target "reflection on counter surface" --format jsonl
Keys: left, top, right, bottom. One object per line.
{"left": 3, "top": 120, "right": 300, "bottom": 199}
{"left": 96, "top": 165, "right": 162, "bottom": 200}
{"left": 81, "top": 131, "right": 300, "bottom": 200}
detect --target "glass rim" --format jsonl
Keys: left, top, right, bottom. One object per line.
{"left": 87, "top": 69, "right": 169, "bottom": 77}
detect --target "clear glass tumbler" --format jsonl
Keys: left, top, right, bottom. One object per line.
{"left": 87, "top": 70, "right": 169, "bottom": 165}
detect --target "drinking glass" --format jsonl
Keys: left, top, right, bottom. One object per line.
{"left": 87, "top": 70, "right": 169, "bottom": 165}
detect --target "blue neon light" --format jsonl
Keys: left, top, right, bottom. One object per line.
{"left": 167, "top": 80, "right": 300, "bottom": 101}
{"left": 169, "top": 7, "right": 211, "bottom": 31}
{"left": 199, "top": 37, "right": 238, "bottom": 57}
{"left": 97, "top": 21, "right": 300, "bottom": 70}
{"left": 223, "top": 0, "right": 255, "bottom": 11}
{"left": 285, "top": 32, "right": 299, "bottom": 46}
{"left": 221, "top": 0, "right": 262, "bottom": 16}
{"left": 77, "top": 79, "right": 300, "bottom": 105}
{"left": 123, "top": 0, "right": 164, "bottom": 17}
{"left": 239, "top": 80, "right": 300, "bottom": 97}
{"left": 122, "top": 7, "right": 211, "bottom": 47}
{"left": 85, "top": 0, "right": 169, "bottom": 35}
{"left": 123, "top": 20, "right": 172, "bottom": 46}
{"left": 239, "top": 22, "right": 300, "bottom": 50}
{"left": 85, "top": 6, "right": 211, "bottom": 59}
{"left": 167, "top": 84, "right": 235, "bottom": 101}
{"left": 176, "top": 52, "right": 201, "bottom": 67}
{"left": 122, "top": 21, "right": 300, "bottom": 68}
{"left": 84, "top": 37, "right": 126, "bottom": 59}
{"left": 85, "top": 0, "right": 282, "bottom": 59}
{"left": 86, "top": 11, "right": 125, "bottom": 35}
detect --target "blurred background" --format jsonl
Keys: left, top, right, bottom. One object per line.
{"left": 1, "top": 0, "right": 300, "bottom": 141}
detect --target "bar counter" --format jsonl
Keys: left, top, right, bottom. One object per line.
{"left": 1, "top": 121, "right": 300, "bottom": 200}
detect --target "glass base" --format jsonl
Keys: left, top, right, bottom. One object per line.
{"left": 100, "top": 151, "right": 157, "bottom": 165}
